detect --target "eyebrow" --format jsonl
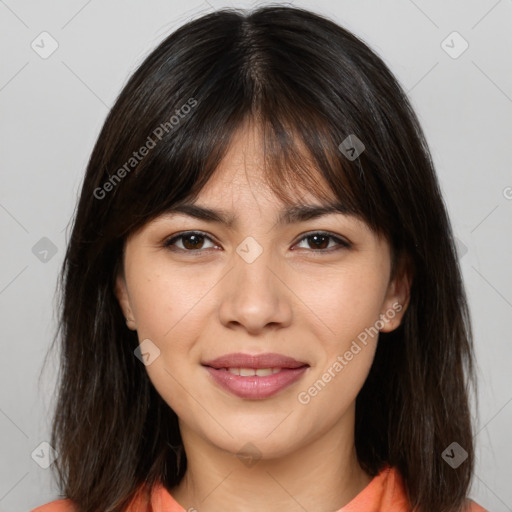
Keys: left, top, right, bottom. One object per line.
{"left": 163, "top": 201, "right": 352, "bottom": 227}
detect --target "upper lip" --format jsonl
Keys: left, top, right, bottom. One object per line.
{"left": 202, "top": 352, "right": 309, "bottom": 369}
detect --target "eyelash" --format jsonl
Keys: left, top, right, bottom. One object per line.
{"left": 163, "top": 230, "right": 351, "bottom": 255}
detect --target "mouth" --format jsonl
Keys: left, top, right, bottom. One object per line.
{"left": 216, "top": 367, "right": 286, "bottom": 376}
{"left": 202, "top": 353, "right": 310, "bottom": 399}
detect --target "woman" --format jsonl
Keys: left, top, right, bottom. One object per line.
{"left": 32, "top": 5, "right": 487, "bottom": 512}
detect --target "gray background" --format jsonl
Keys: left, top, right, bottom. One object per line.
{"left": 0, "top": 0, "right": 511, "bottom": 510}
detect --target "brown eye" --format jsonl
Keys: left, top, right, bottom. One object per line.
{"left": 294, "top": 232, "right": 351, "bottom": 252}
{"left": 164, "top": 231, "right": 217, "bottom": 252}
{"left": 306, "top": 234, "right": 330, "bottom": 250}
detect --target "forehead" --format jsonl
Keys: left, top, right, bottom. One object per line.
{"left": 194, "top": 121, "right": 336, "bottom": 207}
{"left": 157, "top": 122, "right": 360, "bottom": 234}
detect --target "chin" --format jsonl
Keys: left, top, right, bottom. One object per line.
{"left": 210, "top": 426, "right": 303, "bottom": 462}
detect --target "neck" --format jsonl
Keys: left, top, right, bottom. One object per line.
{"left": 170, "top": 407, "right": 372, "bottom": 512}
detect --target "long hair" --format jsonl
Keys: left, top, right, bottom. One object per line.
{"left": 48, "top": 6, "right": 478, "bottom": 511}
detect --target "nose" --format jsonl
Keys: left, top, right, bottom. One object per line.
{"left": 217, "top": 242, "right": 293, "bottom": 335}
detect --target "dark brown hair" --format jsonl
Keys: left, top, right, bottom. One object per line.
{"left": 46, "top": 5, "right": 478, "bottom": 512}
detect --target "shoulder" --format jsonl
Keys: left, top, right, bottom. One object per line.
{"left": 466, "top": 498, "right": 489, "bottom": 511}
{"left": 29, "top": 483, "right": 155, "bottom": 512}
{"left": 362, "top": 466, "right": 489, "bottom": 512}
{"left": 30, "top": 498, "right": 76, "bottom": 512}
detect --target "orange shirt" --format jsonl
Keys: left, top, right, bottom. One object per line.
{"left": 30, "top": 465, "right": 488, "bottom": 512}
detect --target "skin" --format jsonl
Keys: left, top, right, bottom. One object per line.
{"left": 116, "top": 122, "right": 411, "bottom": 512}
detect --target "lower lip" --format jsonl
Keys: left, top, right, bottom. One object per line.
{"left": 203, "top": 366, "right": 309, "bottom": 399}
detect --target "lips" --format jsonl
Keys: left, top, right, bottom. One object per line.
{"left": 202, "top": 352, "right": 309, "bottom": 399}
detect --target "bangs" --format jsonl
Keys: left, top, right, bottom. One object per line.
{"left": 106, "top": 83, "right": 391, "bottom": 245}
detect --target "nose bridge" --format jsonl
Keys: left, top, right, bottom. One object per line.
{"left": 234, "top": 234, "right": 279, "bottom": 298}
{"left": 217, "top": 234, "right": 292, "bottom": 331}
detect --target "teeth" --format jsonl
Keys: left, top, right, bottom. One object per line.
{"left": 255, "top": 368, "right": 273, "bottom": 377}
{"left": 226, "top": 368, "right": 282, "bottom": 376}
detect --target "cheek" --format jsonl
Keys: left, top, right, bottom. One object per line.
{"left": 127, "top": 261, "right": 213, "bottom": 416}
{"left": 299, "top": 263, "right": 389, "bottom": 348}
{"left": 293, "top": 269, "right": 385, "bottom": 427}
{"left": 295, "top": 341, "right": 377, "bottom": 441}
{"left": 127, "top": 259, "right": 215, "bottom": 341}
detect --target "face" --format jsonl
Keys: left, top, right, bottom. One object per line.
{"left": 115, "top": 123, "right": 410, "bottom": 460}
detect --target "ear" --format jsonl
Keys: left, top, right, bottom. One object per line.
{"left": 115, "top": 272, "right": 138, "bottom": 331}
{"left": 379, "top": 254, "right": 412, "bottom": 333}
